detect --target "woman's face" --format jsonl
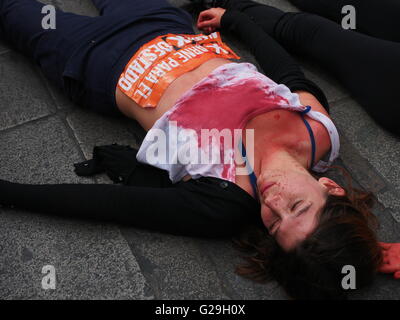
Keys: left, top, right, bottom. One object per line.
{"left": 258, "top": 170, "right": 345, "bottom": 251}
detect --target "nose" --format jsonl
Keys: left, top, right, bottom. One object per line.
{"left": 263, "top": 193, "right": 282, "bottom": 211}
{"left": 263, "top": 195, "right": 282, "bottom": 216}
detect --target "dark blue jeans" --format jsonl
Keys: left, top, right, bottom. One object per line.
{"left": 0, "top": 0, "right": 195, "bottom": 115}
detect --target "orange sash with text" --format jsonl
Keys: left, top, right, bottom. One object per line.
{"left": 117, "top": 32, "right": 240, "bottom": 108}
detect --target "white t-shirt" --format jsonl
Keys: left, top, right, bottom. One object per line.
{"left": 136, "top": 63, "right": 340, "bottom": 183}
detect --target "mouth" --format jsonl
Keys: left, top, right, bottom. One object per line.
{"left": 260, "top": 182, "right": 275, "bottom": 196}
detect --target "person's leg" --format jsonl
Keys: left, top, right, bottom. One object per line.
{"left": 222, "top": 0, "right": 286, "bottom": 36}
{"left": 272, "top": 12, "right": 400, "bottom": 136}
{"left": 0, "top": 0, "right": 95, "bottom": 88}
{"left": 218, "top": 1, "right": 400, "bottom": 135}
{"left": 288, "top": 0, "right": 400, "bottom": 42}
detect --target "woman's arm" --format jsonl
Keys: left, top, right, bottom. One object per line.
{"left": 197, "top": 8, "right": 330, "bottom": 112}
{"left": 0, "top": 177, "right": 259, "bottom": 238}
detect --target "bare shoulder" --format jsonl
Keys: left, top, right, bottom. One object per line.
{"left": 294, "top": 90, "right": 330, "bottom": 117}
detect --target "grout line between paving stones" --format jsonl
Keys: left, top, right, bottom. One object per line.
{"left": 0, "top": 113, "right": 55, "bottom": 135}
{"left": 193, "top": 241, "right": 239, "bottom": 299}
{"left": 35, "top": 67, "right": 91, "bottom": 163}
{"left": 119, "top": 239, "right": 162, "bottom": 300}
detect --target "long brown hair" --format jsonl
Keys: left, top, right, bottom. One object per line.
{"left": 233, "top": 170, "right": 383, "bottom": 300}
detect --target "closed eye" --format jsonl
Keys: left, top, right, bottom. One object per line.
{"left": 292, "top": 200, "right": 302, "bottom": 211}
{"left": 271, "top": 219, "right": 280, "bottom": 235}
{"left": 297, "top": 204, "right": 312, "bottom": 216}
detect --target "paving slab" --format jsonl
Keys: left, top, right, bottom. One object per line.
{"left": 0, "top": 52, "right": 55, "bottom": 131}
{"left": 66, "top": 109, "right": 144, "bottom": 159}
{"left": 0, "top": 116, "right": 88, "bottom": 183}
{"left": 0, "top": 211, "right": 151, "bottom": 299}
{"left": 194, "top": 238, "right": 288, "bottom": 299}
{"left": 120, "top": 228, "right": 231, "bottom": 299}
{"left": 0, "top": 116, "right": 151, "bottom": 299}
{"left": 330, "top": 98, "right": 400, "bottom": 222}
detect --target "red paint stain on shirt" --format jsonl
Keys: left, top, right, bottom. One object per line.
{"left": 168, "top": 77, "right": 289, "bottom": 179}
{"left": 169, "top": 78, "right": 288, "bottom": 132}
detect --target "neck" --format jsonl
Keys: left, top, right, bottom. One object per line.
{"left": 245, "top": 125, "right": 311, "bottom": 178}
{"left": 255, "top": 149, "right": 309, "bottom": 180}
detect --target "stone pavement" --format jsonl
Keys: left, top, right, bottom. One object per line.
{"left": 0, "top": 0, "right": 399, "bottom": 299}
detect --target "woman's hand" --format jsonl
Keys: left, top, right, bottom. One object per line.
{"left": 197, "top": 8, "right": 226, "bottom": 34}
{"left": 378, "top": 242, "right": 400, "bottom": 279}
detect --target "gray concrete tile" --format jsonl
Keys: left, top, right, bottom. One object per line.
{"left": 0, "top": 52, "right": 55, "bottom": 130}
{"left": 349, "top": 274, "right": 400, "bottom": 300}
{"left": 330, "top": 98, "right": 400, "bottom": 222}
{"left": 0, "top": 210, "right": 151, "bottom": 299}
{"left": 195, "top": 238, "right": 288, "bottom": 299}
{"left": 120, "top": 228, "right": 231, "bottom": 299}
{"left": 42, "top": 0, "right": 98, "bottom": 16}
{"left": 0, "top": 116, "right": 89, "bottom": 184}
{"left": 0, "top": 116, "right": 151, "bottom": 299}
{"left": 66, "top": 109, "right": 145, "bottom": 159}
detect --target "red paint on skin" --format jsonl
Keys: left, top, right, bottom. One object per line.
{"left": 168, "top": 78, "right": 290, "bottom": 179}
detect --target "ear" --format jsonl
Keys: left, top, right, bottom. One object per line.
{"left": 318, "top": 177, "right": 346, "bottom": 197}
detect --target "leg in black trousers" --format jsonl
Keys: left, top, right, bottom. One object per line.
{"left": 0, "top": 0, "right": 94, "bottom": 89}
{"left": 288, "top": 0, "right": 400, "bottom": 42}
{"left": 0, "top": 0, "right": 195, "bottom": 115}
{"left": 221, "top": 0, "right": 400, "bottom": 136}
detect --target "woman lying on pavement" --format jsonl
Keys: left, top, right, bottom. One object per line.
{"left": 0, "top": 0, "right": 399, "bottom": 299}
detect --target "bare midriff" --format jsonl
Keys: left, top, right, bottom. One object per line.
{"left": 115, "top": 57, "right": 232, "bottom": 131}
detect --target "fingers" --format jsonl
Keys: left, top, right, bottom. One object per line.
{"left": 197, "top": 8, "right": 223, "bottom": 31}
{"left": 378, "top": 261, "right": 398, "bottom": 274}
{"left": 198, "top": 9, "right": 214, "bottom": 24}
{"left": 205, "top": 27, "right": 215, "bottom": 34}
{"left": 197, "top": 19, "right": 218, "bottom": 30}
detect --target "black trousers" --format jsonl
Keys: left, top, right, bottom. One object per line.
{"left": 223, "top": 0, "right": 400, "bottom": 136}
{"left": 289, "top": 0, "right": 400, "bottom": 42}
